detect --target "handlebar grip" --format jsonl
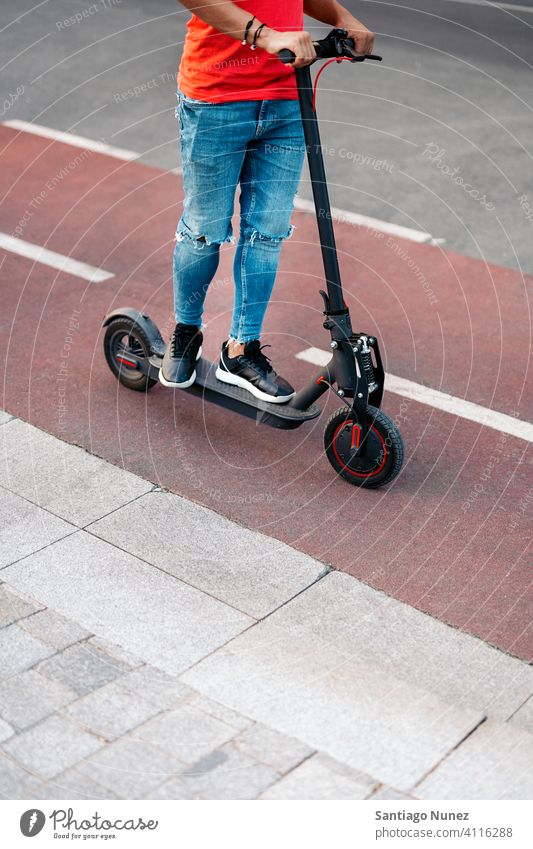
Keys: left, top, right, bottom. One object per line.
{"left": 278, "top": 48, "right": 296, "bottom": 64}
{"left": 342, "top": 37, "right": 382, "bottom": 61}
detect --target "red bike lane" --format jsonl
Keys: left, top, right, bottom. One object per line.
{"left": 1, "top": 126, "right": 531, "bottom": 659}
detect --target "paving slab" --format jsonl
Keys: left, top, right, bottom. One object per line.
{"left": 0, "top": 488, "right": 73, "bottom": 568}
{"left": 188, "top": 693, "right": 254, "bottom": 734}
{"left": 260, "top": 753, "right": 377, "bottom": 800}
{"left": 0, "top": 419, "right": 152, "bottom": 526}
{"left": 89, "top": 490, "right": 325, "bottom": 618}
{"left": 74, "top": 737, "right": 184, "bottom": 798}
{"left": 87, "top": 636, "right": 144, "bottom": 669}
{"left": 40, "top": 767, "right": 120, "bottom": 800}
{"left": 118, "top": 665, "right": 195, "bottom": 711}
{"left": 0, "top": 754, "right": 43, "bottom": 799}
{"left": 37, "top": 641, "right": 134, "bottom": 696}
{"left": 132, "top": 701, "right": 240, "bottom": 765}
{"left": 509, "top": 697, "right": 533, "bottom": 735}
{"left": 0, "top": 412, "right": 13, "bottom": 426}
{"left": 2, "top": 715, "right": 103, "bottom": 780}
{"left": 0, "top": 584, "right": 43, "bottom": 627}
{"left": 18, "top": 608, "right": 92, "bottom": 650}
{"left": 369, "top": 786, "right": 416, "bottom": 801}
{"left": 233, "top": 723, "right": 314, "bottom": 774}
{"left": 0, "top": 669, "right": 77, "bottom": 731}
{"left": 2, "top": 531, "right": 253, "bottom": 675}
{"left": 63, "top": 681, "right": 162, "bottom": 741}
{"left": 0, "top": 624, "right": 54, "bottom": 678}
{"left": 148, "top": 742, "right": 280, "bottom": 800}
{"left": 182, "top": 617, "right": 485, "bottom": 791}
{"left": 257, "top": 572, "right": 533, "bottom": 720}
{"left": 0, "top": 719, "right": 14, "bottom": 744}
{"left": 416, "top": 721, "right": 533, "bottom": 800}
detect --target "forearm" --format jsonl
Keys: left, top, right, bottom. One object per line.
{"left": 303, "top": 0, "right": 350, "bottom": 27}
{"left": 303, "top": 0, "right": 374, "bottom": 54}
{"left": 177, "top": 0, "right": 254, "bottom": 40}
{"left": 177, "top": 0, "right": 317, "bottom": 66}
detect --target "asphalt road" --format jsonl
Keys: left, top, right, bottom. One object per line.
{"left": 2, "top": 1, "right": 533, "bottom": 270}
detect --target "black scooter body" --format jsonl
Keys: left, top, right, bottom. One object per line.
{"left": 103, "top": 308, "right": 321, "bottom": 430}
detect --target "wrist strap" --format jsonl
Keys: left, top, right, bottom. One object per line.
{"left": 241, "top": 16, "right": 256, "bottom": 45}
{"left": 251, "top": 23, "right": 267, "bottom": 50}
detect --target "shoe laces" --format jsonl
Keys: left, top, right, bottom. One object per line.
{"left": 243, "top": 341, "right": 273, "bottom": 375}
{"left": 171, "top": 325, "right": 198, "bottom": 358}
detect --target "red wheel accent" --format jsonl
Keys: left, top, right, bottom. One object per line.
{"left": 116, "top": 356, "right": 138, "bottom": 368}
{"left": 331, "top": 418, "right": 387, "bottom": 478}
{"left": 350, "top": 424, "right": 361, "bottom": 450}
{"left": 324, "top": 405, "right": 403, "bottom": 488}
{"left": 103, "top": 317, "right": 157, "bottom": 392}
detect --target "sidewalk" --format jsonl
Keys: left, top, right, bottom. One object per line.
{"left": 1, "top": 412, "right": 532, "bottom": 800}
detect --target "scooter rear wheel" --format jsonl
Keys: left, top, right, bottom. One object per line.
{"left": 103, "top": 317, "right": 157, "bottom": 392}
{"left": 324, "top": 405, "right": 403, "bottom": 487}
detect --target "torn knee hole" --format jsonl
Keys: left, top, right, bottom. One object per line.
{"left": 175, "top": 228, "right": 234, "bottom": 248}
{"left": 244, "top": 225, "right": 294, "bottom": 246}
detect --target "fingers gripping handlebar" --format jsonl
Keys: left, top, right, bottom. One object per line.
{"left": 278, "top": 28, "right": 382, "bottom": 65}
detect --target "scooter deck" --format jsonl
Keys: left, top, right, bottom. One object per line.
{"left": 151, "top": 355, "right": 322, "bottom": 430}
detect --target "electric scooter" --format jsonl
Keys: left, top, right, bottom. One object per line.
{"left": 103, "top": 28, "right": 404, "bottom": 488}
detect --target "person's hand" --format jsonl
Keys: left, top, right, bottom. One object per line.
{"left": 336, "top": 16, "right": 375, "bottom": 56}
{"left": 259, "top": 28, "right": 316, "bottom": 68}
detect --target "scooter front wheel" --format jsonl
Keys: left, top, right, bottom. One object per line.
{"left": 324, "top": 405, "right": 403, "bottom": 487}
{"left": 103, "top": 316, "right": 158, "bottom": 392}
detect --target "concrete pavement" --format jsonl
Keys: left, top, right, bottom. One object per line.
{"left": 1, "top": 413, "right": 532, "bottom": 800}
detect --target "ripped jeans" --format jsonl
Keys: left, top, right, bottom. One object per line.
{"left": 174, "top": 92, "right": 305, "bottom": 342}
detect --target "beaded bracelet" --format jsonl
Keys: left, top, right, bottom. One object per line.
{"left": 251, "top": 22, "right": 267, "bottom": 50}
{"left": 241, "top": 16, "right": 256, "bottom": 45}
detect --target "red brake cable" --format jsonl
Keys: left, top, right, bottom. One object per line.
{"left": 312, "top": 57, "right": 354, "bottom": 111}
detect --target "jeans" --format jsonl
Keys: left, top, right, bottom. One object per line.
{"left": 174, "top": 92, "right": 305, "bottom": 343}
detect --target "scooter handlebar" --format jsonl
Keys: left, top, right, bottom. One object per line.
{"left": 278, "top": 48, "right": 298, "bottom": 65}
{"left": 278, "top": 29, "right": 382, "bottom": 65}
{"left": 278, "top": 48, "right": 382, "bottom": 64}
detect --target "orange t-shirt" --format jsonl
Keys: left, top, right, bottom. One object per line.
{"left": 178, "top": 1, "right": 303, "bottom": 103}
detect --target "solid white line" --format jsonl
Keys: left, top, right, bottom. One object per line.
{"left": 3, "top": 121, "right": 444, "bottom": 246}
{"left": 2, "top": 120, "right": 138, "bottom": 161}
{"left": 296, "top": 347, "right": 533, "bottom": 443}
{"left": 294, "top": 197, "right": 444, "bottom": 246}
{"left": 0, "top": 233, "right": 114, "bottom": 282}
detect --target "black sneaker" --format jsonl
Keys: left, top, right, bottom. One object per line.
{"left": 216, "top": 340, "right": 294, "bottom": 404}
{"left": 159, "top": 323, "right": 202, "bottom": 388}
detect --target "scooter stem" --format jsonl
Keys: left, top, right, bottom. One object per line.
{"left": 295, "top": 66, "right": 345, "bottom": 315}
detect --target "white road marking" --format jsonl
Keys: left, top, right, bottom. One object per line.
{"left": 296, "top": 346, "right": 533, "bottom": 443}
{"left": 2, "top": 121, "right": 444, "bottom": 246}
{"left": 4, "top": 121, "right": 526, "bottom": 436}
{"left": 0, "top": 233, "right": 114, "bottom": 282}
{"left": 2, "top": 120, "right": 138, "bottom": 161}
{"left": 293, "top": 197, "right": 444, "bottom": 246}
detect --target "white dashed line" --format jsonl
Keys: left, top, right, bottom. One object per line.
{"left": 296, "top": 347, "right": 533, "bottom": 442}
{"left": 0, "top": 233, "right": 114, "bottom": 282}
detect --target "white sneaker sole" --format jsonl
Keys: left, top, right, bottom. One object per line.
{"left": 159, "top": 346, "right": 202, "bottom": 389}
{"left": 215, "top": 365, "right": 294, "bottom": 404}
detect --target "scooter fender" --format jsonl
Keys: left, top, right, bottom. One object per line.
{"left": 102, "top": 308, "right": 166, "bottom": 358}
